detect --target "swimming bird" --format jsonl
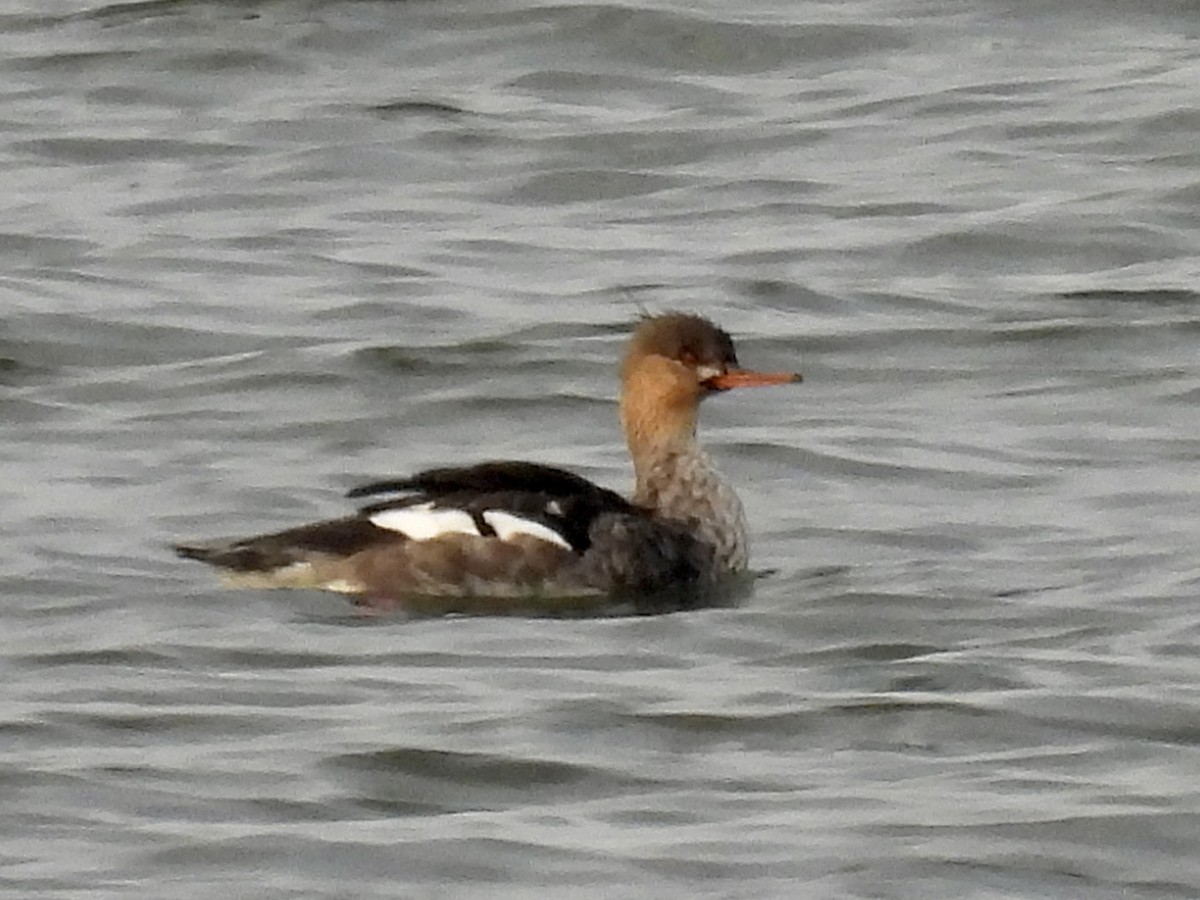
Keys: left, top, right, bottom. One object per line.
{"left": 174, "top": 313, "right": 801, "bottom": 614}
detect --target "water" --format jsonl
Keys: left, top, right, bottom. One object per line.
{"left": 3, "top": 0, "right": 1199, "bottom": 897}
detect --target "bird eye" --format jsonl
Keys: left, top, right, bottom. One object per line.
{"left": 679, "top": 350, "right": 697, "bottom": 367}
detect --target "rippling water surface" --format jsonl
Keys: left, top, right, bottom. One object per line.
{"left": 3, "top": 1, "right": 1200, "bottom": 897}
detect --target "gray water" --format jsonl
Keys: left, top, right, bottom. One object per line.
{"left": 3, "top": 1, "right": 1200, "bottom": 897}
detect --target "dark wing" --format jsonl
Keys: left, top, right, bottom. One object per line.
{"left": 348, "top": 461, "right": 631, "bottom": 507}
{"left": 349, "top": 461, "right": 638, "bottom": 554}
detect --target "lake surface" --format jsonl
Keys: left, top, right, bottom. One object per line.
{"left": 2, "top": 0, "right": 1199, "bottom": 897}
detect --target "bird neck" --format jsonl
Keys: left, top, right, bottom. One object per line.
{"left": 619, "top": 355, "right": 700, "bottom": 493}
{"left": 619, "top": 364, "right": 749, "bottom": 573}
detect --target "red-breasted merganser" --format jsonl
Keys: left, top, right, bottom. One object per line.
{"left": 174, "top": 313, "right": 801, "bottom": 614}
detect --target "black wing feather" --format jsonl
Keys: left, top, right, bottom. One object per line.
{"left": 348, "top": 461, "right": 632, "bottom": 509}
{"left": 349, "top": 461, "right": 639, "bottom": 554}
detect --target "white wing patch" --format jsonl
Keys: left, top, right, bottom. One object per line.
{"left": 368, "top": 502, "right": 572, "bottom": 551}
{"left": 370, "top": 502, "right": 481, "bottom": 540}
{"left": 482, "top": 510, "right": 572, "bottom": 551}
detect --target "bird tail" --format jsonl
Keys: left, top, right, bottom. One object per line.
{"left": 173, "top": 517, "right": 391, "bottom": 591}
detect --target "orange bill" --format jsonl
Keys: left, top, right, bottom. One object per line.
{"left": 706, "top": 368, "right": 803, "bottom": 391}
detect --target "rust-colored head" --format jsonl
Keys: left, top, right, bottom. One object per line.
{"left": 622, "top": 312, "right": 800, "bottom": 394}
{"left": 619, "top": 313, "right": 801, "bottom": 459}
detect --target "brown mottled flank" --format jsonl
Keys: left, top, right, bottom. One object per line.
{"left": 174, "top": 313, "right": 800, "bottom": 614}
{"left": 346, "top": 533, "right": 577, "bottom": 601}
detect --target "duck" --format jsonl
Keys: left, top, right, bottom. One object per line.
{"left": 174, "top": 313, "right": 801, "bottom": 614}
